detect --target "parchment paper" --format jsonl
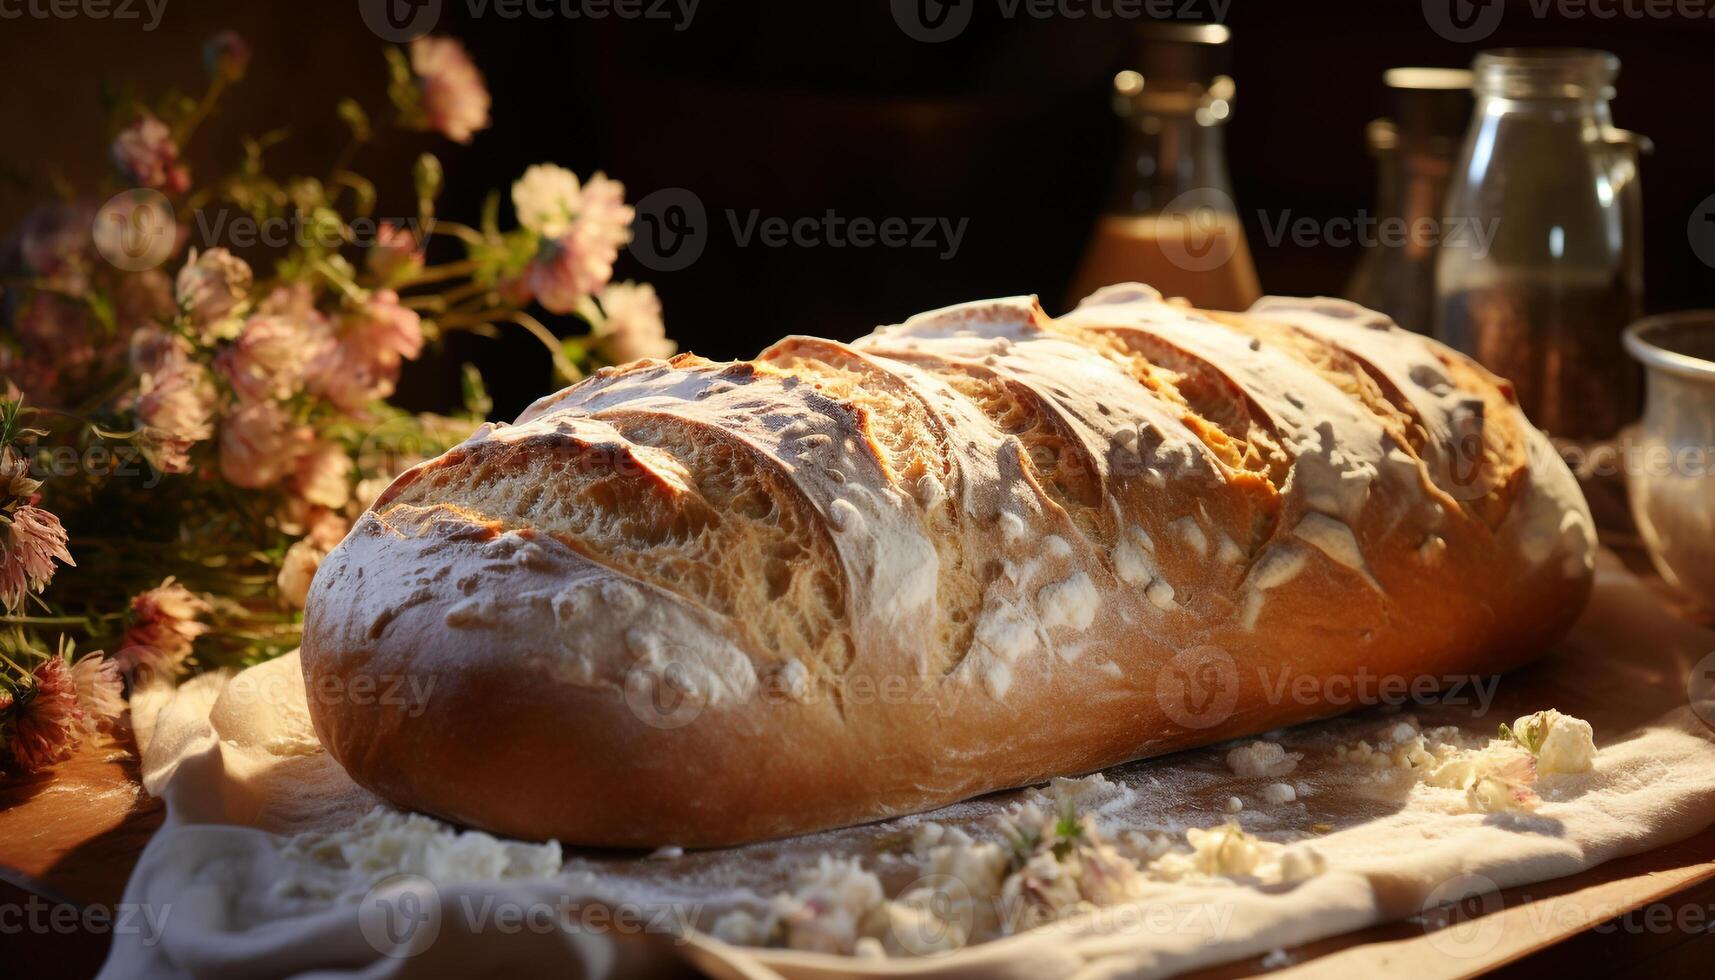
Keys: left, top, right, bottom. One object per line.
{"left": 99, "top": 552, "right": 1715, "bottom": 979}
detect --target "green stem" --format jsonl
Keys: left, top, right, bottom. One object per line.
{"left": 0, "top": 616, "right": 93, "bottom": 627}
{"left": 173, "top": 77, "right": 229, "bottom": 146}
{"left": 312, "top": 257, "right": 367, "bottom": 304}
{"left": 437, "top": 280, "right": 489, "bottom": 307}
{"left": 328, "top": 141, "right": 362, "bottom": 185}
{"left": 508, "top": 311, "right": 580, "bottom": 384}
{"left": 398, "top": 259, "right": 479, "bottom": 288}
{"left": 0, "top": 644, "right": 30, "bottom": 676}
{"left": 435, "top": 310, "right": 500, "bottom": 329}
{"left": 426, "top": 220, "right": 486, "bottom": 246}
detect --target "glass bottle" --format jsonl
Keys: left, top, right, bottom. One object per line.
{"left": 1345, "top": 68, "right": 1473, "bottom": 335}
{"left": 1067, "top": 23, "right": 1260, "bottom": 312}
{"left": 1433, "top": 49, "right": 1646, "bottom": 441}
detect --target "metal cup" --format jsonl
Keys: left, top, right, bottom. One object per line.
{"left": 1623, "top": 312, "right": 1715, "bottom": 609}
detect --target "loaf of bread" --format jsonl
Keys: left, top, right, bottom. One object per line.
{"left": 300, "top": 285, "right": 1595, "bottom": 847}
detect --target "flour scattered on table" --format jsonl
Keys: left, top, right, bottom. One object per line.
{"left": 274, "top": 807, "right": 564, "bottom": 904}
{"left": 258, "top": 708, "right": 1602, "bottom": 958}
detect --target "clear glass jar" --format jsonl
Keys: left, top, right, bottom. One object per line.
{"left": 1433, "top": 48, "right": 1646, "bottom": 440}
{"left": 1345, "top": 68, "right": 1472, "bottom": 335}
{"left": 1066, "top": 23, "right": 1259, "bottom": 312}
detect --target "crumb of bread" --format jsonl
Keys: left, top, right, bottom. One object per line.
{"left": 274, "top": 807, "right": 563, "bottom": 903}
{"left": 1148, "top": 823, "right": 1325, "bottom": 884}
{"left": 1336, "top": 721, "right": 1464, "bottom": 771}
{"left": 1226, "top": 741, "right": 1301, "bottom": 778}
{"left": 717, "top": 793, "right": 1332, "bottom": 957}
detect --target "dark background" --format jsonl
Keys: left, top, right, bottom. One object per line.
{"left": 3, "top": 0, "right": 1712, "bottom": 418}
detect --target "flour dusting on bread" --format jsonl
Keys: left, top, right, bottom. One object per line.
{"left": 300, "top": 285, "right": 1595, "bottom": 847}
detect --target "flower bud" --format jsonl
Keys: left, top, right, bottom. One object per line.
{"left": 202, "top": 30, "right": 251, "bottom": 84}
{"left": 414, "top": 153, "right": 443, "bottom": 207}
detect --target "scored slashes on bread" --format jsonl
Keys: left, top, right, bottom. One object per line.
{"left": 301, "top": 285, "right": 1595, "bottom": 847}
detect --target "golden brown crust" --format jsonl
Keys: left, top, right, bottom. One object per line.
{"left": 300, "top": 286, "right": 1595, "bottom": 847}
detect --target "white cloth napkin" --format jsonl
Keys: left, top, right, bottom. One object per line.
{"left": 100, "top": 553, "right": 1715, "bottom": 979}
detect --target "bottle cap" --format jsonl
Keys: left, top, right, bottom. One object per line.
{"left": 1131, "top": 22, "right": 1231, "bottom": 89}
{"left": 1120, "top": 22, "right": 1234, "bottom": 117}
{"left": 1373, "top": 67, "right": 1473, "bottom": 155}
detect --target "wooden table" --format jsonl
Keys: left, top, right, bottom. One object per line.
{"left": 0, "top": 734, "right": 163, "bottom": 979}
{"left": 3, "top": 549, "right": 1711, "bottom": 979}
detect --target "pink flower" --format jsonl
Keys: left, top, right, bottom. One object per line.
{"left": 111, "top": 113, "right": 190, "bottom": 195}
{"left": 349, "top": 475, "right": 396, "bottom": 518}
{"left": 410, "top": 37, "right": 490, "bottom": 144}
{"left": 306, "top": 342, "right": 389, "bottom": 415}
{"left": 277, "top": 538, "right": 325, "bottom": 609}
{"left": 136, "top": 355, "right": 218, "bottom": 474}
{"left": 175, "top": 248, "right": 253, "bottom": 338}
{"left": 292, "top": 443, "right": 354, "bottom": 510}
{"left": 0, "top": 449, "right": 40, "bottom": 501}
{"left": 7, "top": 658, "right": 83, "bottom": 772}
{"left": 307, "top": 290, "right": 424, "bottom": 413}
{"left": 0, "top": 504, "right": 74, "bottom": 611}
{"left": 203, "top": 30, "right": 251, "bottom": 83}
{"left": 307, "top": 508, "right": 351, "bottom": 550}
{"left": 258, "top": 282, "right": 319, "bottom": 319}
{"left": 525, "top": 172, "right": 634, "bottom": 314}
{"left": 15, "top": 201, "right": 96, "bottom": 292}
{"left": 366, "top": 221, "right": 425, "bottom": 281}
{"left": 594, "top": 281, "right": 675, "bottom": 364}
{"left": 277, "top": 496, "right": 351, "bottom": 551}
{"left": 217, "top": 312, "right": 329, "bottom": 404}
{"left": 128, "top": 323, "right": 189, "bottom": 377}
{"left": 528, "top": 238, "right": 604, "bottom": 314}
{"left": 497, "top": 273, "right": 534, "bottom": 308}
{"left": 117, "top": 578, "right": 211, "bottom": 677}
{"left": 575, "top": 173, "right": 635, "bottom": 252}
{"left": 71, "top": 654, "right": 126, "bottom": 734}
{"left": 511, "top": 164, "right": 583, "bottom": 237}
{"left": 219, "top": 400, "right": 313, "bottom": 489}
